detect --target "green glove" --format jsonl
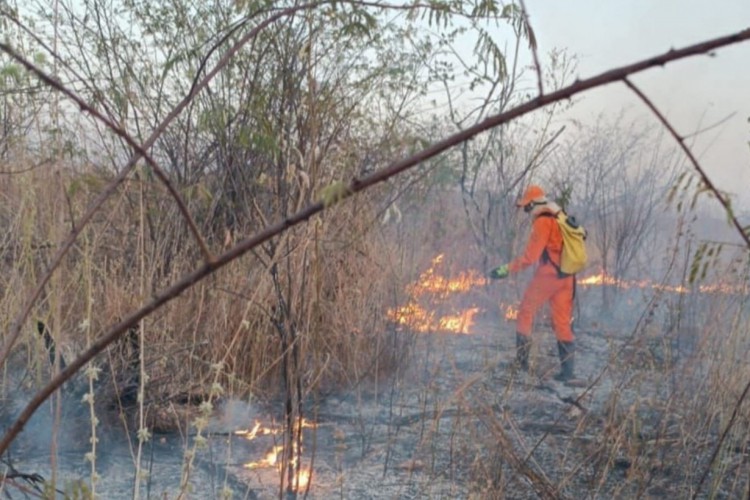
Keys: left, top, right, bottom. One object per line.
{"left": 488, "top": 264, "right": 509, "bottom": 280}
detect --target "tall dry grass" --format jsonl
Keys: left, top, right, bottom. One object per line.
{"left": 0, "top": 160, "right": 417, "bottom": 419}
{"left": 450, "top": 271, "right": 750, "bottom": 498}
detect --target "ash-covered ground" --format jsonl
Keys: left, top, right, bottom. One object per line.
{"left": 2, "top": 284, "right": 748, "bottom": 499}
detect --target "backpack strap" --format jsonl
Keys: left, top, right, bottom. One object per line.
{"left": 536, "top": 212, "right": 567, "bottom": 277}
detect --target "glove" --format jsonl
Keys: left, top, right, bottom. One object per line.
{"left": 488, "top": 264, "right": 509, "bottom": 280}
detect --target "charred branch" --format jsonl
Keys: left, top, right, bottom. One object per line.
{"left": 35, "top": 320, "right": 65, "bottom": 371}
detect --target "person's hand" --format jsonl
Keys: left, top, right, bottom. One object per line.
{"left": 488, "top": 264, "right": 509, "bottom": 280}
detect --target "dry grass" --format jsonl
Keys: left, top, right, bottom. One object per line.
{"left": 0, "top": 162, "right": 416, "bottom": 416}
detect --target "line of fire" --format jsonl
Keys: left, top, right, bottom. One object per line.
{"left": 386, "top": 253, "right": 749, "bottom": 335}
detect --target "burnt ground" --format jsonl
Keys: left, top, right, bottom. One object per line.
{"left": 212, "top": 290, "right": 750, "bottom": 500}
{"left": 204, "top": 306, "right": 744, "bottom": 500}
{"left": 2, "top": 293, "right": 749, "bottom": 499}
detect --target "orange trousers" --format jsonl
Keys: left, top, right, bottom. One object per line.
{"left": 515, "top": 264, "right": 575, "bottom": 342}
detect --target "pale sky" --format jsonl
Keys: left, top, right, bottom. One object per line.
{"left": 526, "top": 0, "right": 750, "bottom": 210}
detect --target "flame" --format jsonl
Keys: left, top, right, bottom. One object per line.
{"left": 235, "top": 418, "right": 316, "bottom": 440}
{"left": 437, "top": 307, "right": 480, "bottom": 334}
{"left": 386, "top": 254, "right": 487, "bottom": 334}
{"left": 387, "top": 303, "right": 480, "bottom": 334}
{"left": 407, "top": 268, "right": 487, "bottom": 296}
{"left": 240, "top": 417, "right": 318, "bottom": 492}
{"left": 294, "top": 467, "right": 311, "bottom": 491}
{"left": 577, "top": 272, "right": 619, "bottom": 286}
{"left": 235, "top": 420, "right": 281, "bottom": 439}
{"left": 576, "top": 270, "right": 746, "bottom": 295}
{"left": 387, "top": 302, "right": 433, "bottom": 332}
{"left": 244, "top": 445, "right": 285, "bottom": 469}
{"left": 388, "top": 257, "right": 745, "bottom": 337}
{"left": 504, "top": 304, "right": 518, "bottom": 320}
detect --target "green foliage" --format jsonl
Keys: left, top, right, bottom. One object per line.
{"left": 318, "top": 181, "right": 350, "bottom": 208}
{"left": 501, "top": 3, "right": 536, "bottom": 49}
{"left": 323, "top": 4, "right": 379, "bottom": 39}
{"left": 668, "top": 171, "right": 711, "bottom": 213}
{"left": 688, "top": 241, "right": 724, "bottom": 285}
{"left": 43, "top": 479, "right": 93, "bottom": 500}
{"left": 554, "top": 185, "right": 574, "bottom": 211}
{"left": 33, "top": 51, "right": 46, "bottom": 65}
{"left": 0, "top": 63, "right": 23, "bottom": 85}
{"left": 473, "top": 29, "right": 507, "bottom": 82}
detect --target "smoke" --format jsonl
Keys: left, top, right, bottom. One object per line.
{"left": 207, "top": 398, "right": 261, "bottom": 434}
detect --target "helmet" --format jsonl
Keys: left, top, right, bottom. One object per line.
{"left": 516, "top": 185, "right": 547, "bottom": 207}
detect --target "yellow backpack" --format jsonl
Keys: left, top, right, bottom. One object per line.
{"left": 540, "top": 211, "right": 588, "bottom": 276}
{"left": 555, "top": 211, "right": 588, "bottom": 275}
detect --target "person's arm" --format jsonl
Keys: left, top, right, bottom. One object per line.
{"left": 508, "top": 216, "right": 553, "bottom": 273}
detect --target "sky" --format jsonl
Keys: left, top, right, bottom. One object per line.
{"left": 519, "top": 0, "right": 750, "bottom": 211}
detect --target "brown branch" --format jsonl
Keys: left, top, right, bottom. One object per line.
{"left": 518, "top": 0, "right": 543, "bottom": 96}
{"left": 476, "top": 400, "right": 563, "bottom": 500}
{"left": 0, "top": 26, "right": 749, "bottom": 458}
{"left": 622, "top": 78, "right": 750, "bottom": 497}
{"left": 623, "top": 78, "right": 750, "bottom": 250}
{"left": 694, "top": 380, "right": 750, "bottom": 498}
{"left": 0, "top": 43, "right": 213, "bottom": 262}
{"left": 0, "top": 1, "right": 327, "bottom": 370}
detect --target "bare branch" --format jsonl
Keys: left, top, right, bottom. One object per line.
{"left": 683, "top": 111, "right": 737, "bottom": 139}
{"left": 623, "top": 78, "right": 750, "bottom": 250}
{"left": 518, "top": 0, "right": 543, "bottom": 96}
{"left": 0, "top": 42, "right": 212, "bottom": 260}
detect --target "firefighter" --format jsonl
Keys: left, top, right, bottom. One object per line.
{"left": 489, "top": 185, "right": 576, "bottom": 382}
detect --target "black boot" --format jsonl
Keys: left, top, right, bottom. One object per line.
{"left": 554, "top": 341, "right": 575, "bottom": 382}
{"left": 515, "top": 333, "right": 530, "bottom": 372}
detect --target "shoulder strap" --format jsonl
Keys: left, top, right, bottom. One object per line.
{"left": 536, "top": 211, "right": 568, "bottom": 278}
{"left": 535, "top": 209, "right": 563, "bottom": 220}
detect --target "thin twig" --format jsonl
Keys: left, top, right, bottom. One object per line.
{"left": 623, "top": 78, "right": 750, "bottom": 251}
{"left": 0, "top": 26, "right": 748, "bottom": 458}
{"left": 683, "top": 111, "right": 737, "bottom": 139}
{"left": 0, "top": 43, "right": 213, "bottom": 263}
{"left": 518, "top": 0, "right": 543, "bottom": 96}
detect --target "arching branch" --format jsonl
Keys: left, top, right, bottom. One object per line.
{"left": 623, "top": 78, "right": 750, "bottom": 250}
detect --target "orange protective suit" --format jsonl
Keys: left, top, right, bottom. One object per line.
{"left": 508, "top": 205, "right": 575, "bottom": 343}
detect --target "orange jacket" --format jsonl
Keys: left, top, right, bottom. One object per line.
{"left": 508, "top": 208, "right": 563, "bottom": 273}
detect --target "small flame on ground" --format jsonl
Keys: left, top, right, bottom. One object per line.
{"left": 577, "top": 272, "right": 619, "bottom": 286}
{"left": 244, "top": 445, "right": 284, "bottom": 469}
{"left": 294, "top": 468, "right": 311, "bottom": 491}
{"left": 239, "top": 417, "right": 317, "bottom": 492}
{"left": 437, "top": 307, "right": 480, "bottom": 334}
{"left": 576, "top": 271, "right": 745, "bottom": 294}
{"left": 504, "top": 304, "right": 518, "bottom": 320}
{"left": 234, "top": 420, "right": 280, "bottom": 439}
{"left": 235, "top": 418, "right": 317, "bottom": 440}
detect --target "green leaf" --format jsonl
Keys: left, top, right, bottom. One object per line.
{"left": 0, "top": 64, "right": 22, "bottom": 84}
{"left": 318, "top": 181, "right": 350, "bottom": 208}
{"left": 688, "top": 242, "right": 706, "bottom": 284}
